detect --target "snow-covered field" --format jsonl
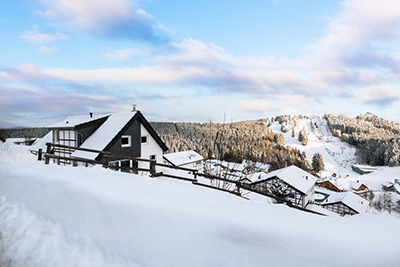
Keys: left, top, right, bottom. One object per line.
{"left": 1, "top": 142, "right": 400, "bottom": 266}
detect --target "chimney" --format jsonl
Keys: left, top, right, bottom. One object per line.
{"left": 89, "top": 112, "right": 93, "bottom": 118}
{"left": 132, "top": 104, "right": 137, "bottom": 112}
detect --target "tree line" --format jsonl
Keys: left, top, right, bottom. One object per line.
{"left": 327, "top": 113, "right": 400, "bottom": 166}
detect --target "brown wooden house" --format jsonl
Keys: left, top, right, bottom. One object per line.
{"left": 316, "top": 179, "right": 343, "bottom": 192}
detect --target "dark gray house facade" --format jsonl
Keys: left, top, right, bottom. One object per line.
{"left": 47, "top": 110, "right": 168, "bottom": 171}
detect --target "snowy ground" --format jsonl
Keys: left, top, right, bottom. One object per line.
{"left": 1, "top": 142, "right": 400, "bottom": 266}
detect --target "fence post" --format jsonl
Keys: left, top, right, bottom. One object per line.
{"left": 38, "top": 148, "right": 42, "bottom": 161}
{"left": 103, "top": 154, "right": 109, "bottom": 168}
{"left": 44, "top": 143, "right": 51, "bottom": 165}
{"left": 150, "top": 160, "right": 156, "bottom": 176}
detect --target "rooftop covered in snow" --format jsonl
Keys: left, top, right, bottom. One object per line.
{"left": 163, "top": 150, "right": 204, "bottom": 167}
{"left": 71, "top": 111, "right": 137, "bottom": 160}
{"left": 322, "top": 191, "right": 369, "bottom": 214}
{"left": 252, "top": 165, "right": 317, "bottom": 194}
{"left": 48, "top": 113, "right": 110, "bottom": 129}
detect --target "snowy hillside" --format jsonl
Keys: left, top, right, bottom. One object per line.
{"left": 1, "top": 143, "right": 400, "bottom": 266}
{"left": 270, "top": 118, "right": 357, "bottom": 178}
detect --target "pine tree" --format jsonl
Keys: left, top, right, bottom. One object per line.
{"left": 298, "top": 126, "right": 308, "bottom": 146}
{"left": 312, "top": 152, "right": 325, "bottom": 173}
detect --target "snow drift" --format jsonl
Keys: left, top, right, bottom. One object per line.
{"left": 0, "top": 143, "right": 400, "bottom": 266}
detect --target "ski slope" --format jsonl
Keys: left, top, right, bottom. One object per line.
{"left": 270, "top": 118, "right": 358, "bottom": 179}
{"left": 1, "top": 142, "right": 400, "bottom": 266}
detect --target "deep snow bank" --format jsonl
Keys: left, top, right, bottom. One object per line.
{"left": 1, "top": 162, "right": 400, "bottom": 267}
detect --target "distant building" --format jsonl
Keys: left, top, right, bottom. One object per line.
{"left": 315, "top": 179, "right": 343, "bottom": 192}
{"left": 351, "top": 165, "right": 377, "bottom": 175}
{"left": 321, "top": 191, "right": 369, "bottom": 216}
{"left": 250, "top": 165, "right": 317, "bottom": 209}
{"left": 6, "top": 138, "right": 37, "bottom": 146}
{"left": 350, "top": 181, "right": 369, "bottom": 194}
{"left": 163, "top": 150, "right": 204, "bottom": 171}
{"left": 382, "top": 181, "right": 400, "bottom": 194}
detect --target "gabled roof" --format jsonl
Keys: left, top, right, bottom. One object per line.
{"left": 350, "top": 181, "right": 369, "bottom": 192}
{"left": 48, "top": 113, "right": 109, "bottom": 129}
{"left": 71, "top": 111, "right": 168, "bottom": 160}
{"left": 252, "top": 165, "right": 316, "bottom": 194}
{"left": 163, "top": 150, "right": 203, "bottom": 167}
{"left": 322, "top": 191, "right": 369, "bottom": 213}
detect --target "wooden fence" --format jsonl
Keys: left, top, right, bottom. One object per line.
{"left": 43, "top": 143, "right": 325, "bottom": 215}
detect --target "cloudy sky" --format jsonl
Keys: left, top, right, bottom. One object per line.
{"left": 1, "top": 0, "right": 400, "bottom": 127}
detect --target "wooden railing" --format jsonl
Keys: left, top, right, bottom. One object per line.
{"left": 43, "top": 143, "right": 325, "bottom": 215}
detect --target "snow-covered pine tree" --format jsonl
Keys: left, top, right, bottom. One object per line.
{"left": 312, "top": 152, "right": 325, "bottom": 173}
{"left": 298, "top": 126, "right": 308, "bottom": 146}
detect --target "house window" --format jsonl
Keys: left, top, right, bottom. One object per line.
{"left": 141, "top": 136, "right": 148, "bottom": 144}
{"left": 150, "top": 155, "right": 156, "bottom": 160}
{"left": 121, "top": 135, "right": 131, "bottom": 147}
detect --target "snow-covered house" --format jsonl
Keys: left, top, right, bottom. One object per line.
{"left": 321, "top": 191, "right": 369, "bottom": 216}
{"left": 250, "top": 165, "right": 317, "bottom": 209}
{"left": 45, "top": 109, "right": 168, "bottom": 172}
{"left": 351, "top": 165, "right": 377, "bottom": 175}
{"left": 382, "top": 181, "right": 400, "bottom": 194}
{"left": 350, "top": 181, "right": 369, "bottom": 194}
{"left": 315, "top": 179, "right": 343, "bottom": 192}
{"left": 6, "top": 138, "right": 36, "bottom": 146}
{"left": 163, "top": 150, "right": 204, "bottom": 171}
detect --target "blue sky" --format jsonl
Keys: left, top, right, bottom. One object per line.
{"left": 1, "top": 0, "right": 400, "bottom": 127}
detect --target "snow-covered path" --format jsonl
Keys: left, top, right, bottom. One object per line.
{"left": 1, "top": 160, "right": 400, "bottom": 267}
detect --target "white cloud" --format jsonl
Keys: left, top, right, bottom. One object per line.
{"left": 35, "top": 0, "right": 169, "bottom": 42}
{"left": 104, "top": 48, "right": 147, "bottom": 61}
{"left": 355, "top": 84, "right": 400, "bottom": 105}
{"left": 239, "top": 100, "right": 276, "bottom": 113}
{"left": 39, "top": 46, "right": 59, "bottom": 52}
{"left": 21, "top": 25, "right": 68, "bottom": 44}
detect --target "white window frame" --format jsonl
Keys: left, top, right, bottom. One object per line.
{"left": 121, "top": 135, "right": 132, "bottom": 147}
{"left": 141, "top": 135, "right": 148, "bottom": 144}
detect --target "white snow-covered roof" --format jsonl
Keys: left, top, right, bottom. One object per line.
{"left": 350, "top": 181, "right": 368, "bottom": 190}
{"left": 71, "top": 111, "right": 137, "bottom": 160}
{"left": 163, "top": 150, "right": 203, "bottom": 167}
{"left": 322, "top": 191, "right": 369, "bottom": 213}
{"left": 30, "top": 131, "right": 53, "bottom": 152}
{"left": 255, "top": 165, "right": 317, "bottom": 194}
{"left": 48, "top": 113, "right": 109, "bottom": 128}
{"left": 246, "top": 172, "right": 269, "bottom": 183}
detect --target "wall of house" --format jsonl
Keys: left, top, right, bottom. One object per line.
{"left": 106, "top": 119, "right": 141, "bottom": 159}
{"left": 139, "top": 124, "right": 164, "bottom": 173}
{"left": 323, "top": 203, "right": 357, "bottom": 216}
{"left": 179, "top": 161, "right": 203, "bottom": 171}
{"left": 251, "top": 177, "right": 305, "bottom": 208}
{"left": 303, "top": 186, "right": 315, "bottom": 208}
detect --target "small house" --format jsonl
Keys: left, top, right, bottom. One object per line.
{"left": 351, "top": 165, "right": 377, "bottom": 175}
{"left": 321, "top": 191, "right": 369, "bottom": 216}
{"left": 315, "top": 179, "right": 343, "bottom": 192}
{"left": 6, "top": 138, "right": 37, "bottom": 146}
{"left": 351, "top": 181, "right": 369, "bottom": 194}
{"left": 163, "top": 150, "right": 204, "bottom": 171}
{"left": 382, "top": 181, "right": 400, "bottom": 194}
{"left": 44, "top": 108, "right": 168, "bottom": 173}
{"left": 250, "top": 165, "right": 317, "bottom": 209}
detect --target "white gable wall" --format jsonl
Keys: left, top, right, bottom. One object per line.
{"left": 139, "top": 124, "right": 164, "bottom": 173}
